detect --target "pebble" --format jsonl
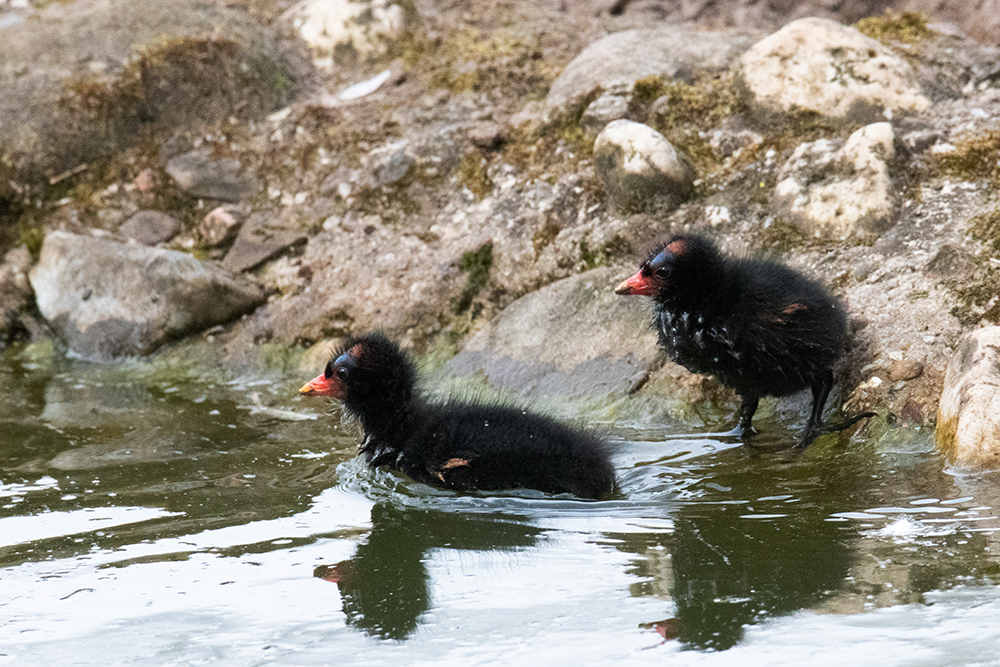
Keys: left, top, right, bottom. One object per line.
{"left": 888, "top": 360, "right": 924, "bottom": 382}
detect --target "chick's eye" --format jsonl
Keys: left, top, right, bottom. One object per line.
{"left": 655, "top": 267, "right": 670, "bottom": 278}
{"left": 335, "top": 366, "right": 350, "bottom": 381}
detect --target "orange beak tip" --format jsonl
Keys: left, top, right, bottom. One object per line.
{"left": 299, "top": 373, "right": 334, "bottom": 397}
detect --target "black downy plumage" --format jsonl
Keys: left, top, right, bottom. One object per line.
{"left": 615, "top": 234, "right": 871, "bottom": 447}
{"left": 300, "top": 333, "right": 616, "bottom": 499}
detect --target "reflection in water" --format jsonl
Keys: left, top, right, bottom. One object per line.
{"left": 666, "top": 502, "right": 851, "bottom": 650}
{"left": 315, "top": 502, "right": 541, "bottom": 640}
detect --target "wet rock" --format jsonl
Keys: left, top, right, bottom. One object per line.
{"left": 119, "top": 210, "right": 181, "bottom": 246}
{"left": 29, "top": 231, "right": 267, "bottom": 360}
{"left": 445, "top": 266, "right": 660, "bottom": 404}
{"left": 200, "top": 206, "right": 245, "bottom": 247}
{"left": 166, "top": 149, "right": 253, "bottom": 202}
{"left": 282, "top": 0, "right": 411, "bottom": 67}
{"left": 772, "top": 122, "right": 897, "bottom": 239}
{"left": 888, "top": 359, "right": 924, "bottom": 382}
{"left": 221, "top": 210, "right": 308, "bottom": 274}
{"left": 468, "top": 121, "right": 508, "bottom": 150}
{"left": 593, "top": 120, "right": 695, "bottom": 213}
{"left": 739, "top": 17, "right": 930, "bottom": 121}
{"left": 937, "top": 327, "right": 1000, "bottom": 468}
{"left": 0, "top": 246, "right": 34, "bottom": 346}
{"left": 545, "top": 26, "right": 757, "bottom": 120}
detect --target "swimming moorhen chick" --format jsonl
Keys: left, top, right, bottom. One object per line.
{"left": 299, "top": 333, "right": 616, "bottom": 499}
{"left": 615, "top": 234, "right": 868, "bottom": 447}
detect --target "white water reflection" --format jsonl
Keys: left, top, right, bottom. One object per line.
{"left": 0, "top": 506, "right": 182, "bottom": 548}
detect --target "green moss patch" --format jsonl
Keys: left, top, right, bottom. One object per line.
{"left": 632, "top": 72, "right": 748, "bottom": 176}
{"left": 415, "top": 26, "right": 555, "bottom": 99}
{"left": 935, "top": 131, "right": 1000, "bottom": 187}
{"left": 951, "top": 266, "right": 1000, "bottom": 326}
{"left": 855, "top": 11, "right": 933, "bottom": 45}
{"left": 452, "top": 241, "right": 494, "bottom": 314}
{"left": 455, "top": 150, "right": 495, "bottom": 199}
{"left": 500, "top": 88, "right": 602, "bottom": 184}
{"left": 968, "top": 208, "right": 1000, "bottom": 252}
{"left": 749, "top": 217, "right": 810, "bottom": 254}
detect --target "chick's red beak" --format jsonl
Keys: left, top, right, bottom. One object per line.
{"left": 615, "top": 270, "right": 656, "bottom": 296}
{"left": 299, "top": 373, "right": 345, "bottom": 399}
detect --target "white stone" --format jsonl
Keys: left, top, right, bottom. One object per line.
{"left": 705, "top": 205, "right": 732, "bottom": 227}
{"left": 339, "top": 68, "right": 393, "bottom": 100}
{"left": 772, "top": 122, "right": 897, "bottom": 239}
{"left": 593, "top": 120, "right": 695, "bottom": 211}
{"left": 199, "top": 206, "right": 243, "bottom": 247}
{"left": 740, "top": 17, "right": 930, "bottom": 120}
{"left": 937, "top": 327, "right": 1000, "bottom": 469}
{"left": 282, "top": 0, "right": 408, "bottom": 64}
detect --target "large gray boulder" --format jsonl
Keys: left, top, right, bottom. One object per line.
{"left": 739, "top": 17, "right": 930, "bottom": 121}
{"left": 936, "top": 327, "right": 1000, "bottom": 469}
{"left": 445, "top": 266, "right": 660, "bottom": 405}
{"left": 30, "top": 231, "right": 267, "bottom": 360}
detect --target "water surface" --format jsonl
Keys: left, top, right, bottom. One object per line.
{"left": 1, "top": 345, "right": 998, "bottom": 666}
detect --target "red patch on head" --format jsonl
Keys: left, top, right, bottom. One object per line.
{"left": 345, "top": 341, "right": 376, "bottom": 369}
{"left": 665, "top": 239, "right": 688, "bottom": 256}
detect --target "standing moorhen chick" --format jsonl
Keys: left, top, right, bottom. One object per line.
{"left": 299, "top": 333, "right": 616, "bottom": 499}
{"left": 615, "top": 234, "right": 869, "bottom": 447}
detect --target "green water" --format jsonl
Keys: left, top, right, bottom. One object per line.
{"left": 2, "top": 344, "right": 1000, "bottom": 666}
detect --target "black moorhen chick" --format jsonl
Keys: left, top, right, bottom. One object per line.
{"left": 299, "top": 333, "right": 616, "bottom": 499}
{"left": 615, "top": 234, "right": 869, "bottom": 447}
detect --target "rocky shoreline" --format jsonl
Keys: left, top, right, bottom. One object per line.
{"left": 3, "top": 0, "right": 1000, "bottom": 461}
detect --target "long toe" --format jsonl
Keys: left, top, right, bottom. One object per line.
{"left": 796, "top": 427, "right": 821, "bottom": 449}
